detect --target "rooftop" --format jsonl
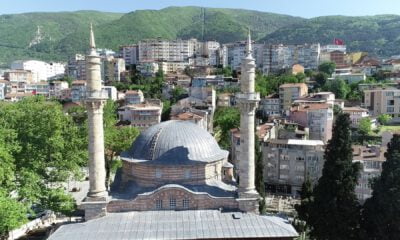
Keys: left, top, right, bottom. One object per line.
{"left": 279, "top": 83, "right": 307, "bottom": 88}
{"left": 343, "top": 107, "right": 369, "bottom": 113}
{"left": 268, "top": 139, "right": 325, "bottom": 146}
{"left": 48, "top": 210, "right": 298, "bottom": 240}
{"left": 291, "top": 103, "right": 331, "bottom": 112}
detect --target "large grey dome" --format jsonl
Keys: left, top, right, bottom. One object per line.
{"left": 121, "top": 120, "right": 228, "bottom": 164}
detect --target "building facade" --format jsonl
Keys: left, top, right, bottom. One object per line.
{"left": 363, "top": 88, "right": 400, "bottom": 119}
{"left": 279, "top": 83, "right": 308, "bottom": 114}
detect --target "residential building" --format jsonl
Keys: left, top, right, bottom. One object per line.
{"left": 102, "top": 57, "right": 126, "bottom": 82}
{"left": 259, "top": 93, "right": 280, "bottom": 118}
{"left": 333, "top": 73, "right": 366, "bottom": 84}
{"left": 118, "top": 100, "right": 162, "bottom": 129}
{"left": 11, "top": 60, "right": 65, "bottom": 82}
{"left": 353, "top": 145, "right": 385, "bottom": 202}
{"left": 320, "top": 44, "right": 346, "bottom": 53}
{"left": 4, "top": 70, "right": 33, "bottom": 84}
{"left": 5, "top": 92, "right": 34, "bottom": 102}
{"left": 224, "top": 41, "right": 264, "bottom": 70}
{"left": 343, "top": 107, "right": 370, "bottom": 128}
{"left": 363, "top": 88, "right": 400, "bottom": 119}
{"left": 67, "top": 54, "right": 86, "bottom": 80}
{"left": 293, "top": 92, "right": 336, "bottom": 107}
{"left": 102, "top": 86, "right": 118, "bottom": 101}
{"left": 263, "top": 44, "right": 320, "bottom": 74}
{"left": 279, "top": 83, "right": 308, "bottom": 114}
{"left": 25, "top": 82, "right": 50, "bottom": 97}
{"left": 171, "top": 111, "right": 208, "bottom": 130}
{"left": 49, "top": 81, "right": 69, "bottom": 99}
{"left": 217, "top": 93, "right": 234, "bottom": 107}
{"left": 138, "top": 38, "right": 197, "bottom": 63}
{"left": 289, "top": 103, "right": 334, "bottom": 143}
{"left": 125, "top": 90, "right": 144, "bottom": 104}
{"left": 263, "top": 139, "right": 325, "bottom": 196}
{"left": 320, "top": 50, "right": 347, "bottom": 68}
{"left": 120, "top": 45, "right": 139, "bottom": 66}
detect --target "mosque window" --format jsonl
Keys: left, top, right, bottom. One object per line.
{"left": 156, "top": 199, "right": 162, "bottom": 209}
{"left": 169, "top": 198, "right": 176, "bottom": 209}
{"left": 182, "top": 198, "right": 190, "bottom": 208}
{"left": 184, "top": 169, "right": 191, "bottom": 179}
{"left": 156, "top": 169, "right": 162, "bottom": 178}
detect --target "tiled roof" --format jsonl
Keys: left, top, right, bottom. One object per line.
{"left": 48, "top": 210, "right": 298, "bottom": 240}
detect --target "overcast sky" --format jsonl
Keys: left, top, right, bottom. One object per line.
{"left": 2, "top": 0, "right": 400, "bottom": 18}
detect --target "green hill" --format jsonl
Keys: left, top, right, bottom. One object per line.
{"left": 2, "top": 7, "right": 400, "bottom": 68}
{"left": 262, "top": 14, "right": 400, "bottom": 56}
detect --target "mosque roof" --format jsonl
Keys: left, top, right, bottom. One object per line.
{"left": 48, "top": 210, "right": 298, "bottom": 240}
{"left": 121, "top": 120, "right": 228, "bottom": 165}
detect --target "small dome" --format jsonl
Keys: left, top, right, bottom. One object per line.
{"left": 122, "top": 120, "right": 228, "bottom": 164}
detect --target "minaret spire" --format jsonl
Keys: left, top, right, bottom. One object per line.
{"left": 236, "top": 30, "right": 260, "bottom": 213}
{"left": 83, "top": 23, "right": 108, "bottom": 220}
{"left": 246, "top": 28, "right": 252, "bottom": 55}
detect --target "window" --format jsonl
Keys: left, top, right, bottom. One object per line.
{"left": 387, "top": 107, "right": 394, "bottom": 113}
{"left": 387, "top": 100, "right": 395, "bottom": 106}
{"left": 184, "top": 169, "right": 191, "bottom": 179}
{"left": 156, "top": 169, "right": 162, "bottom": 178}
{"left": 182, "top": 198, "right": 190, "bottom": 208}
{"left": 169, "top": 198, "right": 176, "bottom": 209}
{"left": 156, "top": 199, "right": 163, "bottom": 209}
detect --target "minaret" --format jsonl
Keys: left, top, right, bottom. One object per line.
{"left": 236, "top": 30, "right": 260, "bottom": 213}
{"left": 84, "top": 24, "right": 108, "bottom": 214}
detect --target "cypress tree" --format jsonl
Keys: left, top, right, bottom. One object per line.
{"left": 295, "top": 176, "right": 313, "bottom": 226}
{"left": 308, "top": 113, "right": 361, "bottom": 240}
{"left": 360, "top": 134, "right": 400, "bottom": 239}
{"left": 255, "top": 136, "right": 266, "bottom": 214}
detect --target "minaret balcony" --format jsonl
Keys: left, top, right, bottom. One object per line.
{"left": 86, "top": 90, "right": 109, "bottom": 100}
{"left": 235, "top": 92, "right": 260, "bottom": 102}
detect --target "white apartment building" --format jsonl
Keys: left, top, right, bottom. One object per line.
{"left": 125, "top": 90, "right": 145, "bottom": 104}
{"left": 343, "top": 107, "right": 370, "bottom": 128}
{"left": 138, "top": 39, "right": 197, "bottom": 63}
{"left": 263, "top": 44, "right": 320, "bottom": 74}
{"left": 263, "top": 139, "right": 325, "bottom": 196}
{"left": 224, "top": 41, "right": 264, "bottom": 70}
{"left": 118, "top": 100, "right": 163, "bottom": 129}
{"left": 363, "top": 88, "right": 400, "bottom": 119}
{"left": 11, "top": 60, "right": 65, "bottom": 82}
{"left": 102, "top": 57, "right": 126, "bottom": 82}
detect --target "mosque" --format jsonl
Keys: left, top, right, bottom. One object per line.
{"left": 48, "top": 26, "right": 298, "bottom": 240}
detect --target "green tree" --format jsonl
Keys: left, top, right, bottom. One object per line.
{"left": 323, "top": 79, "right": 350, "bottom": 99}
{"left": 314, "top": 72, "right": 328, "bottom": 88}
{"left": 307, "top": 113, "right": 361, "bottom": 240}
{"left": 318, "top": 62, "right": 336, "bottom": 76}
{"left": 0, "top": 97, "right": 87, "bottom": 208}
{"left": 255, "top": 136, "right": 266, "bottom": 214}
{"left": 377, "top": 114, "right": 392, "bottom": 125}
{"left": 0, "top": 193, "right": 27, "bottom": 239}
{"left": 294, "top": 176, "right": 313, "bottom": 235}
{"left": 358, "top": 117, "right": 372, "bottom": 143}
{"left": 41, "top": 188, "right": 76, "bottom": 217}
{"left": 170, "top": 86, "right": 186, "bottom": 104}
{"left": 360, "top": 134, "right": 400, "bottom": 239}
{"left": 213, "top": 107, "right": 240, "bottom": 149}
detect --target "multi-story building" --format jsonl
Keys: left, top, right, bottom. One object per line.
{"left": 259, "top": 93, "right": 280, "bottom": 118}
{"left": 4, "top": 70, "right": 33, "bottom": 84}
{"left": 138, "top": 38, "right": 197, "bottom": 63}
{"left": 289, "top": 103, "right": 334, "bottom": 143}
{"left": 0, "top": 82, "right": 7, "bottom": 100}
{"left": 102, "top": 57, "right": 126, "bottom": 82}
{"left": 263, "top": 139, "right": 325, "bottom": 196}
{"left": 71, "top": 80, "right": 117, "bottom": 102}
{"left": 125, "top": 90, "right": 144, "bottom": 104}
{"left": 320, "top": 50, "right": 346, "bottom": 68}
{"left": 293, "top": 92, "right": 336, "bottom": 107}
{"left": 224, "top": 41, "right": 264, "bottom": 70}
{"left": 263, "top": 44, "right": 320, "bottom": 74}
{"left": 67, "top": 54, "right": 86, "bottom": 80}
{"left": 120, "top": 45, "right": 139, "bottom": 66}
{"left": 118, "top": 100, "right": 163, "bottom": 129}
{"left": 11, "top": 60, "right": 65, "bottom": 82}
{"left": 363, "top": 88, "right": 400, "bottom": 119}
{"left": 25, "top": 82, "right": 50, "bottom": 97}
{"left": 49, "top": 81, "right": 69, "bottom": 99}
{"left": 279, "top": 83, "right": 308, "bottom": 114}
{"left": 353, "top": 145, "right": 385, "bottom": 202}
{"left": 320, "top": 44, "right": 346, "bottom": 53}
{"left": 343, "top": 107, "right": 370, "bottom": 128}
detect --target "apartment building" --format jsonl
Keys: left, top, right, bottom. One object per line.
{"left": 102, "top": 57, "right": 126, "bottom": 82}
{"left": 263, "top": 139, "right": 325, "bottom": 196}
{"left": 363, "top": 88, "right": 400, "bottom": 119}
{"left": 352, "top": 145, "right": 385, "bottom": 202}
{"left": 259, "top": 93, "right": 280, "bottom": 117}
{"left": 125, "top": 90, "right": 144, "bottom": 105}
{"left": 67, "top": 54, "right": 86, "bottom": 80}
{"left": 224, "top": 41, "right": 264, "bottom": 70}
{"left": 289, "top": 103, "right": 334, "bottom": 143}
{"left": 263, "top": 44, "right": 320, "bottom": 74}
{"left": 118, "top": 100, "right": 163, "bottom": 129}
{"left": 120, "top": 45, "right": 139, "bottom": 66}
{"left": 11, "top": 60, "right": 65, "bottom": 82}
{"left": 279, "top": 83, "right": 308, "bottom": 114}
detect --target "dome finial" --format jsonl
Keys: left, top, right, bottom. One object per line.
{"left": 246, "top": 27, "right": 252, "bottom": 54}
{"left": 90, "top": 23, "right": 96, "bottom": 49}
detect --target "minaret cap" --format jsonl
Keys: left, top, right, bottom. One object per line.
{"left": 90, "top": 23, "right": 96, "bottom": 49}
{"left": 246, "top": 28, "right": 252, "bottom": 54}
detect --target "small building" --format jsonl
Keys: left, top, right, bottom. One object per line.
{"left": 125, "top": 90, "right": 145, "bottom": 104}
{"left": 259, "top": 93, "right": 280, "bottom": 118}
{"left": 279, "top": 83, "right": 308, "bottom": 114}
{"left": 343, "top": 107, "right": 370, "bottom": 128}
{"left": 118, "top": 100, "right": 162, "bottom": 129}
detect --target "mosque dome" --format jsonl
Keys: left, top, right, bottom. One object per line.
{"left": 121, "top": 120, "right": 228, "bottom": 164}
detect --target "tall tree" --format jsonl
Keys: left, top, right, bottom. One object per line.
{"left": 0, "top": 192, "right": 27, "bottom": 239}
{"left": 255, "top": 136, "right": 266, "bottom": 214}
{"left": 307, "top": 113, "right": 361, "bottom": 240}
{"left": 358, "top": 117, "right": 372, "bottom": 144}
{"left": 360, "top": 134, "right": 400, "bottom": 239}
{"left": 294, "top": 176, "right": 313, "bottom": 236}
{"left": 318, "top": 62, "right": 336, "bottom": 76}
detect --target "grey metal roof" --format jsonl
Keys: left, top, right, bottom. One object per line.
{"left": 121, "top": 120, "right": 228, "bottom": 164}
{"left": 48, "top": 210, "right": 298, "bottom": 240}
